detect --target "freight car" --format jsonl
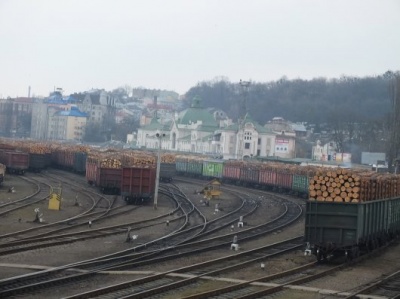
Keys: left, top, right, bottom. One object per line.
{"left": 29, "top": 153, "right": 48, "bottom": 172}
{"left": 0, "top": 163, "right": 5, "bottom": 184}
{"left": 304, "top": 198, "right": 400, "bottom": 262}
{"left": 159, "top": 163, "right": 176, "bottom": 182}
{"left": 122, "top": 167, "right": 156, "bottom": 204}
{"left": 222, "top": 161, "right": 241, "bottom": 184}
{"left": 239, "top": 164, "right": 260, "bottom": 187}
{"left": 86, "top": 159, "right": 122, "bottom": 195}
{"left": 175, "top": 156, "right": 188, "bottom": 175}
{"left": 202, "top": 159, "right": 223, "bottom": 179}
{"left": 52, "top": 149, "right": 75, "bottom": 170}
{"left": 0, "top": 150, "right": 29, "bottom": 174}
{"left": 73, "top": 152, "right": 87, "bottom": 173}
{"left": 177, "top": 159, "right": 314, "bottom": 198}
{"left": 186, "top": 158, "right": 203, "bottom": 177}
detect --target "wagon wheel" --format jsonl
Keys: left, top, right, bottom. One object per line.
{"left": 355, "top": 247, "right": 360, "bottom": 258}
{"left": 345, "top": 250, "right": 352, "bottom": 262}
{"left": 316, "top": 250, "right": 323, "bottom": 263}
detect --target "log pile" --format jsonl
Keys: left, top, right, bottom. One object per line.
{"left": 88, "top": 151, "right": 158, "bottom": 168}
{"left": 161, "top": 153, "right": 176, "bottom": 163}
{"left": 121, "top": 151, "right": 156, "bottom": 167}
{"left": 15, "top": 142, "right": 52, "bottom": 154}
{"left": 99, "top": 157, "right": 122, "bottom": 168}
{"left": 309, "top": 168, "right": 400, "bottom": 202}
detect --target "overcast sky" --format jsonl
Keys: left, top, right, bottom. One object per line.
{"left": 0, "top": 0, "right": 399, "bottom": 98}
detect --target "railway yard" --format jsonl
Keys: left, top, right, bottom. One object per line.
{"left": 0, "top": 169, "right": 400, "bottom": 299}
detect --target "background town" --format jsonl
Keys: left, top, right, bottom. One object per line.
{"left": 1, "top": 71, "right": 399, "bottom": 171}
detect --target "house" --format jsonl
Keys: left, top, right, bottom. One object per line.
{"left": 265, "top": 117, "right": 296, "bottom": 158}
{"left": 312, "top": 140, "right": 352, "bottom": 162}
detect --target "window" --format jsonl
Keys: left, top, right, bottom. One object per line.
{"left": 244, "top": 131, "right": 252, "bottom": 140}
{"left": 245, "top": 143, "right": 250, "bottom": 149}
{"left": 258, "top": 138, "right": 261, "bottom": 145}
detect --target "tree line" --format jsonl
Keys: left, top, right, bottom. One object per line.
{"left": 183, "top": 71, "right": 400, "bottom": 164}
{"left": 184, "top": 71, "right": 399, "bottom": 124}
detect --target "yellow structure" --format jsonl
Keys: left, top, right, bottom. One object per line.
{"left": 48, "top": 186, "right": 62, "bottom": 210}
{"left": 202, "top": 179, "right": 222, "bottom": 200}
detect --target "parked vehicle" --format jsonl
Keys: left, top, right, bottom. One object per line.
{"left": 29, "top": 153, "right": 48, "bottom": 172}
{"left": 175, "top": 156, "right": 188, "bottom": 175}
{"left": 186, "top": 158, "right": 203, "bottom": 177}
{"left": 0, "top": 150, "right": 29, "bottom": 174}
{"left": 73, "top": 152, "right": 87, "bottom": 173}
{"left": 159, "top": 163, "right": 176, "bottom": 182}
{"left": 304, "top": 198, "right": 400, "bottom": 262}
{"left": 86, "top": 158, "right": 122, "bottom": 195}
{"left": 0, "top": 163, "right": 5, "bottom": 184}
{"left": 202, "top": 159, "right": 224, "bottom": 179}
{"left": 122, "top": 167, "right": 156, "bottom": 204}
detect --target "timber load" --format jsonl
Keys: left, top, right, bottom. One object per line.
{"left": 161, "top": 153, "right": 176, "bottom": 163}
{"left": 309, "top": 168, "right": 400, "bottom": 202}
{"left": 120, "top": 151, "right": 156, "bottom": 167}
{"left": 87, "top": 152, "right": 123, "bottom": 169}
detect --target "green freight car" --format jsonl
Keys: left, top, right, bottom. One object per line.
{"left": 304, "top": 197, "right": 400, "bottom": 261}
{"left": 186, "top": 159, "right": 203, "bottom": 177}
{"left": 292, "top": 174, "right": 309, "bottom": 196}
{"left": 202, "top": 159, "right": 223, "bottom": 179}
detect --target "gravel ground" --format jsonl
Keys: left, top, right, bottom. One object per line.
{"left": 1, "top": 173, "right": 400, "bottom": 299}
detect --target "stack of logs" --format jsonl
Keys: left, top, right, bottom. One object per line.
{"left": 121, "top": 151, "right": 156, "bottom": 167}
{"left": 161, "top": 153, "right": 176, "bottom": 163}
{"left": 88, "top": 151, "right": 158, "bottom": 168}
{"left": 309, "top": 168, "right": 400, "bottom": 203}
{"left": 100, "top": 157, "right": 122, "bottom": 168}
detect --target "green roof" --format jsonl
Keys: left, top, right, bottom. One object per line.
{"left": 177, "top": 96, "right": 218, "bottom": 127}
{"left": 242, "top": 114, "right": 272, "bottom": 133}
{"left": 222, "top": 113, "right": 272, "bottom": 134}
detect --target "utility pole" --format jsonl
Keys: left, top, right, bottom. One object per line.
{"left": 154, "top": 131, "right": 165, "bottom": 209}
{"left": 237, "top": 80, "right": 250, "bottom": 160}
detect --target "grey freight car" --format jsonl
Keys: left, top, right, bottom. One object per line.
{"left": 159, "top": 163, "right": 176, "bottom": 182}
{"left": 304, "top": 198, "right": 400, "bottom": 261}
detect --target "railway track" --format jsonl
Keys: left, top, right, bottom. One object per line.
{"left": 0, "top": 175, "right": 49, "bottom": 217}
{"left": 0, "top": 178, "right": 302, "bottom": 298}
{"left": 61, "top": 237, "right": 304, "bottom": 299}
{"left": 344, "top": 267, "right": 400, "bottom": 299}
{"left": 0, "top": 172, "right": 121, "bottom": 241}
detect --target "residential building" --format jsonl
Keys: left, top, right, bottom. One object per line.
{"left": 265, "top": 117, "right": 297, "bottom": 158}
{"left": 0, "top": 97, "right": 34, "bottom": 137}
{"left": 48, "top": 106, "right": 88, "bottom": 141}
{"left": 312, "top": 140, "right": 352, "bottom": 162}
